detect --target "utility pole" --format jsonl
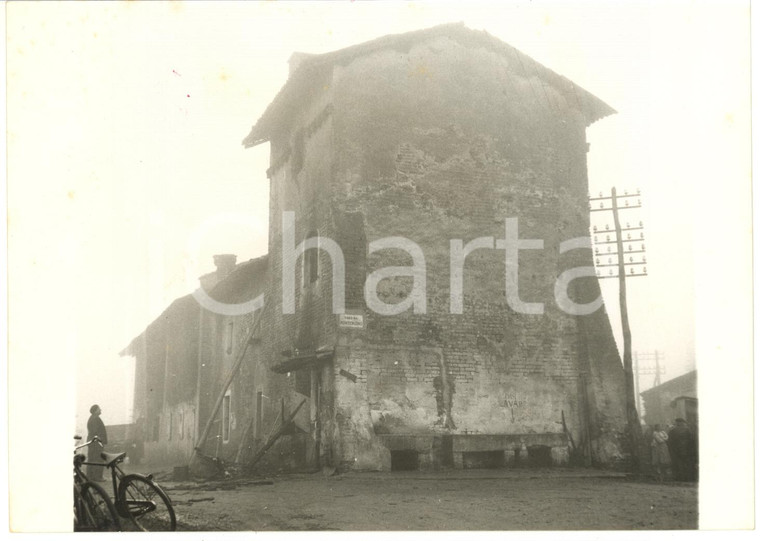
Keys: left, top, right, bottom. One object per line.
{"left": 653, "top": 350, "right": 662, "bottom": 387}
{"left": 633, "top": 350, "right": 667, "bottom": 420}
{"left": 634, "top": 352, "right": 640, "bottom": 414}
{"left": 589, "top": 187, "right": 647, "bottom": 470}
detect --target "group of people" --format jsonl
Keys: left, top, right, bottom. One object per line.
{"left": 649, "top": 418, "right": 698, "bottom": 482}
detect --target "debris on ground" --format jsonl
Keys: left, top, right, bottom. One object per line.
{"left": 167, "top": 478, "right": 275, "bottom": 492}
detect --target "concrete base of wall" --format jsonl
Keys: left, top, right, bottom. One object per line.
{"left": 376, "top": 433, "right": 570, "bottom": 471}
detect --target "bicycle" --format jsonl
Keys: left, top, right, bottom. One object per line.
{"left": 79, "top": 435, "right": 177, "bottom": 531}
{"left": 99, "top": 436, "right": 177, "bottom": 531}
{"left": 73, "top": 436, "right": 120, "bottom": 531}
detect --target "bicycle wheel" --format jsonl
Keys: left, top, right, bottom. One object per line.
{"left": 117, "top": 474, "right": 176, "bottom": 531}
{"left": 77, "top": 482, "right": 120, "bottom": 531}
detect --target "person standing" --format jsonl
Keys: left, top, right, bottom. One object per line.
{"left": 650, "top": 424, "right": 670, "bottom": 482}
{"left": 668, "top": 418, "right": 696, "bottom": 481}
{"left": 86, "top": 404, "right": 108, "bottom": 481}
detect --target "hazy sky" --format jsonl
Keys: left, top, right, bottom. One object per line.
{"left": 8, "top": 0, "right": 748, "bottom": 422}
{"left": 6, "top": 1, "right": 752, "bottom": 529}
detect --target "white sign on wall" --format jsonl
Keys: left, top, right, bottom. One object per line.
{"left": 338, "top": 313, "right": 364, "bottom": 329}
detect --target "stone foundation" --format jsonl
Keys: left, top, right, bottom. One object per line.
{"left": 376, "top": 433, "right": 570, "bottom": 470}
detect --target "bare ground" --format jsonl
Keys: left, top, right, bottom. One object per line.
{"left": 141, "top": 468, "right": 698, "bottom": 531}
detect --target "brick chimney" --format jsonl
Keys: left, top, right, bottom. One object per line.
{"left": 213, "top": 254, "right": 237, "bottom": 281}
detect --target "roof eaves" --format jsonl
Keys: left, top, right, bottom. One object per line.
{"left": 640, "top": 370, "right": 697, "bottom": 397}
{"left": 242, "top": 22, "right": 616, "bottom": 146}
{"left": 118, "top": 294, "right": 197, "bottom": 358}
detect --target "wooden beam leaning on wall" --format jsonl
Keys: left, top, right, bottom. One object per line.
{"left": 245, "top": 398, "right": 306, "bottom": 472}
{"left": 190, "top": 307, "right": 265, "bottom": 468}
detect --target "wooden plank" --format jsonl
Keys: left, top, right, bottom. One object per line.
{"left": 246, "top": 399, "right": 306, "bottom": 469}
{"left": 192, "top": 309, "right": 264, "bottom": 458}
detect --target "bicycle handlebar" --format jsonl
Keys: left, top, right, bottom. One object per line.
{"left": 74, "top": 435, "right": 104, "bottom": 452}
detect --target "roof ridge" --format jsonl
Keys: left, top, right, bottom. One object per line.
{"left": 243, "top": 23, "right": 615, "bottom": 148}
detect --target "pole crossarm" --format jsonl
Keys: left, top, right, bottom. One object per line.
{"left": 590, "top": 204, "right": 642, "bottom": 212}
{"left": 594, "top": 250, "right": 646, "bottom": 256}
{"left": 597, "top": 273, "right": 648, "bottom": 279}
{"left": 593, "top": 237, "right": 644, "bottom": 245}
{"left": 595, "top": 261, "right": 647, "bottom": 268}
{"left": 589, "top": 191, "right": 641, "bottom": 201}
{"left": 593, "top": 226, "right": 644, "bottom": 233}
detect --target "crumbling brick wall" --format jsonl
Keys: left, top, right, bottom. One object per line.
{"left": 322, "top": 35, "right": 627, "bottom": 468}
{"left": 250, "top": 29, "right": 628, "bottom": 471}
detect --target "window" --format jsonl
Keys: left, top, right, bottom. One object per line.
{"left": 168, "top": 413, "right": 173, "bottom": 441}
{"left": 222, "top": 391, "right": 231, "bottom": 443}
{"left": 179, "top": 410, "right": 185, "bottom": 440}
{"left": 255, "top": 391, "right": 263, "bottom": 441}
{"left": 291, "top": 131, "right": 304, "bottom": 176}
{"left": 225, "top": 321, "right": 234, "bottom": 355}
{"left": 303, "top": 231, "right": 319, "bottom": 286}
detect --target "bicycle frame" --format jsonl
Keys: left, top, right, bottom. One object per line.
{"left": 104, "top": 459, "right": 125, "bottom": 504}
{"left": 107, "top": 460, "right": 158, "bottom": 514}
{"left": 73, "top": 441, "right": 111, "bottom": 530}
{"left": 73, "top": 457, "right": 90, "bottom": 527}
{"left": 77, "top": 436, "right": 119, "bottom": 494}
{"left": 77, "top": 435, "right": 173, "bottom": 529}
{"left": 80, "top": 439, "right": 160, "bottom": 517}
{"left": 73, "top": 438, "right": 96, "bottom": 487}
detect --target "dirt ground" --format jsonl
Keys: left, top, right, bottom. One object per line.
{"left": 126, "top": 467, "right": 697, "bottom": 531}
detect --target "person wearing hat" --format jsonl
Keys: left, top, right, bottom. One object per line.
{"left": 86, "top": 404, "right": 108, "bottom": 481}
{"left": 668, "top": 418, "right": 696, "bottom": 481}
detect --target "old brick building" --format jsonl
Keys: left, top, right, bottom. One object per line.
{"left": 124, "top": 23, "right": 628, "bottom": 472}
{"left": 120, "top": 255, "right": 265, "bottom": 465}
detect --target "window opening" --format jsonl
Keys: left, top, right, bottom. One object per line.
{"left": 222, "top": 391, "right": 231, "bottom": 443}
{"left": 303, "top": 231, "right": 319, "bottom": 286}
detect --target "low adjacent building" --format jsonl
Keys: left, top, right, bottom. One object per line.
{"left": 640, "top": 370, "right": 698, "bottom": 429}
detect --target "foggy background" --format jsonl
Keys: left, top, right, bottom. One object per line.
{"left": 9, "top": 0, "right": 731, "bottom": 427}
{"left": 6, "top": 0, "right": 751, "bottom": 530}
